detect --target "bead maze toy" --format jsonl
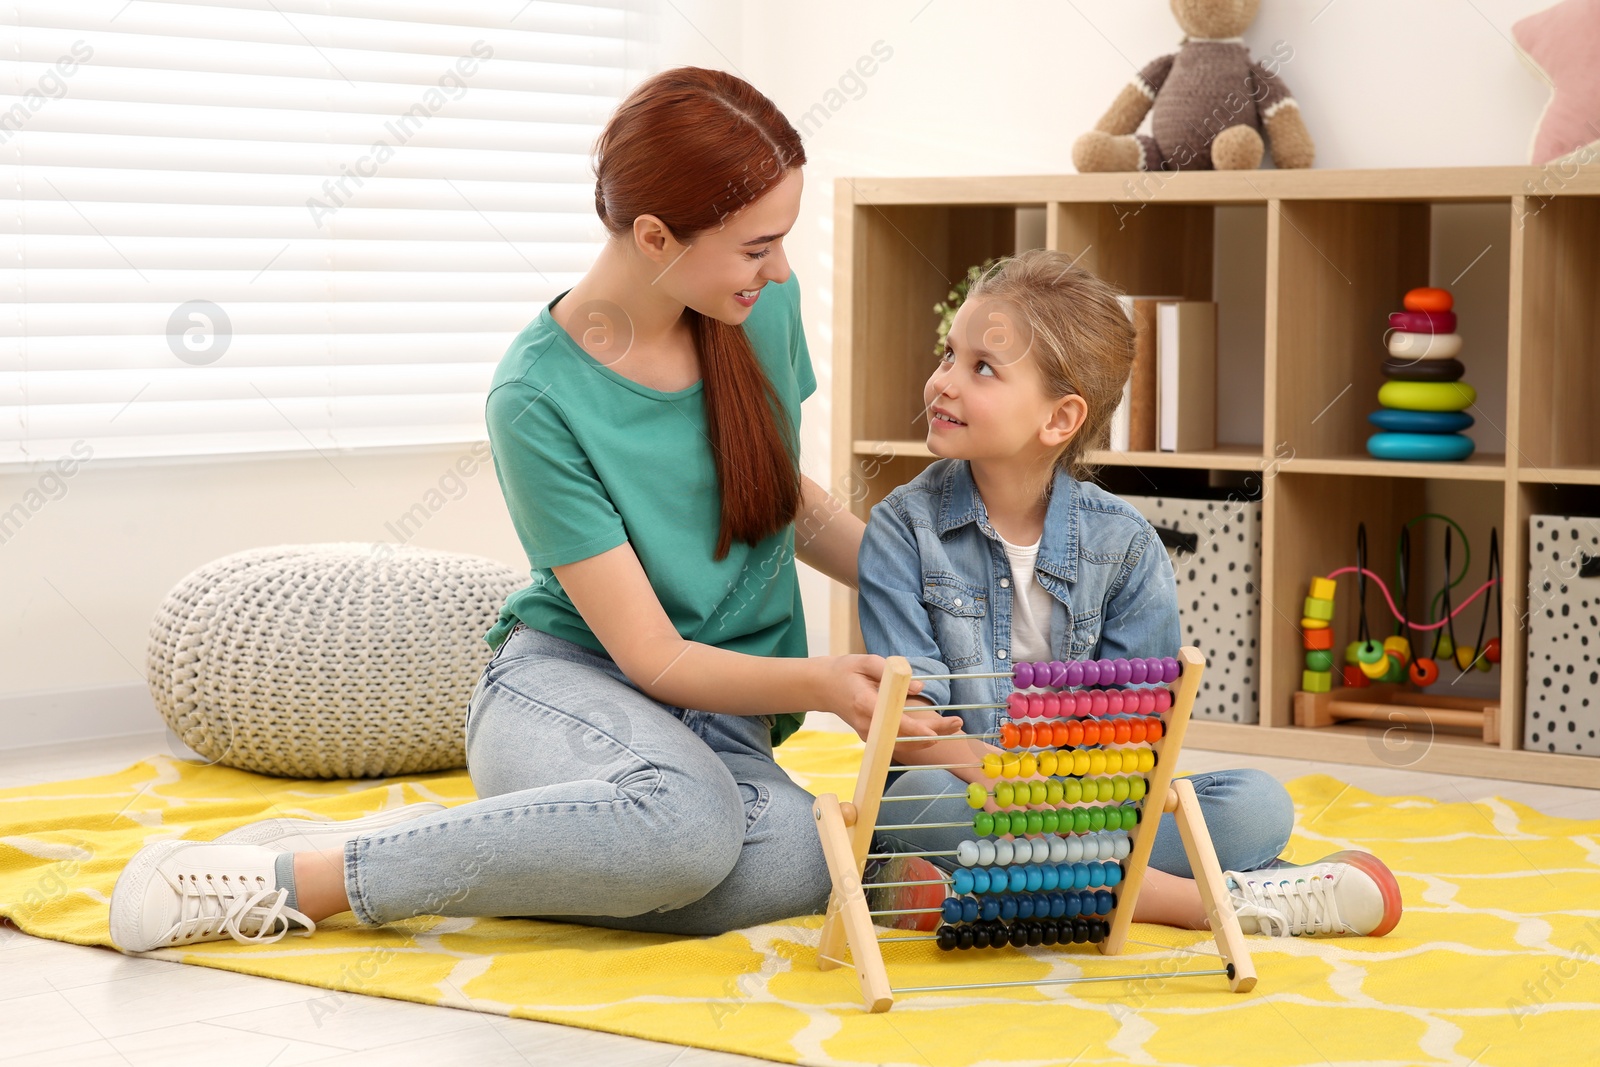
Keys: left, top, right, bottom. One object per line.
{"left": 811, "top": 648, "right": 1257, "bottom": 1013}
{"left": 1296, "top": 519, "right": 1503, "bottom": 741}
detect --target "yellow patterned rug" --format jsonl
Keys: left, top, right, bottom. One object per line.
{"left": 2, "top": 728, "right": 1595, "bottom": 1067}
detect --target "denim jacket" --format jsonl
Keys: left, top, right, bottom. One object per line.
{"left": 857, "top": 458, "right": 1181, "bottom": 743}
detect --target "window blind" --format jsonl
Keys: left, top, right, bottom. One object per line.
{"left": 0, "top": 0, "right": 647, "bottom": 464}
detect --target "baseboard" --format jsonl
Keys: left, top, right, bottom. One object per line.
{"left": 0, "top": 682, "right": 165, "bottom": 751}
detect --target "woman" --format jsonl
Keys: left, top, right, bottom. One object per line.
{"left": 109, "top": 67, "right": 956, "bottom": 952}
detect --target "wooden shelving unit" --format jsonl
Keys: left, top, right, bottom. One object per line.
{"left": 829, "top": 166, "right": 1600, "bottom": 788}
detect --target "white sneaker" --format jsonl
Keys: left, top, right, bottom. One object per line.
{"left": 1224, "top": 850, "right": 1402, "bottom": 937}
{"left": 110, "top": 839, "right": 315, "bottom": 953}
{"left": 212, "top": 802, "right": 446, "bottom": 852}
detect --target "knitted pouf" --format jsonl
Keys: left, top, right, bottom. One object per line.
{"left": 147, "top": 543, "right": 525, "bottom": 779}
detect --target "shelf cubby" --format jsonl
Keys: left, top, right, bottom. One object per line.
{"left": 1268, "top": 200, "right": 1513, "bottom": 463}
{"left": 847, "top": 203, "right": 1025, "bottom": 444}
{"left": 830, "top": 168, "right": 1600, "bottom": 786}
{"left": 1514, "top": 195, "right": 1600, "bottom": 471}
{"left": 1048, "top": 201, "right": 1213, "bottom": 301}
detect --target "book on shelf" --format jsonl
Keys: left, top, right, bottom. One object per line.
{"left": 1112, "top": 296, "right": 1177, "bottom": 452}
{"left": 1156, "top": 300, "right": 1217, "bottom": 453}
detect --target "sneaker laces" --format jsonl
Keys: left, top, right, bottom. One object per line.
{"left": 168, "top": 870, "right": 316, "bottom": 946}
{"left": 1229, "top": 872, "right": 1343, "bottom": 936}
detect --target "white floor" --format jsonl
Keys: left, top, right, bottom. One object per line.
{"left": 3, "top": 731, "right": 1598, "bottom": 1067}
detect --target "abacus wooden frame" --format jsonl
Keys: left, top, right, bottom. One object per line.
{"left": 811, "top": 646, "right": 1257, "bottom": 1013}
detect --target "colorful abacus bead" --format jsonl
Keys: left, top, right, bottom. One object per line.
{"left": 1011, "top": 656, "right": 1181, "bottom": 689}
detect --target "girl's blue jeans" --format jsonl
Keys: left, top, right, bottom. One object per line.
{"left": 340, "top": 624, "right": 1294, "bottom": 934}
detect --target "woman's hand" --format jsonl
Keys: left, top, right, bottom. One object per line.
{"left": 820, "top": 654, "right": 962, "bottom": 747}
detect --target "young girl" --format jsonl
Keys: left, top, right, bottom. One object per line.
{"left": 859, "top": 250, "right": 1402, "bottom": 939}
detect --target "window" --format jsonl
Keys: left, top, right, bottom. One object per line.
{"left": 0, "top": 0, "right": 648, "bottom": 464}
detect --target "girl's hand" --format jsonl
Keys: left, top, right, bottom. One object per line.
{"left": 890, "top": 708, "right": 968, "bottom": 763}
{"left": 821, "top": 654, "right": 962, "bottom": 747}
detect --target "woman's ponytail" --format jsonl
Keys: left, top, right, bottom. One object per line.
{"left": 690, "top": 310, "right": 801, "bottom": 558}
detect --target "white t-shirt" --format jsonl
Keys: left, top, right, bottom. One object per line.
{"left": 997, "top": 530, "right": 1054, "bottom": 668}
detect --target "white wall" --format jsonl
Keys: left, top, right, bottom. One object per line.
{"left": 0, "top": 445, "right": 529, "bottom": 747}
{"left": 0, "top": 0, "right": 1562, "bottom": 746}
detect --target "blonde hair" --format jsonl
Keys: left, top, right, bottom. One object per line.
{"left": 963, "top": 249, "right": 1136, "bottom": 482}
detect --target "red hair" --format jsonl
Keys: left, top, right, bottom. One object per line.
{"left": 593, "top": 67, "right": 806, "bottom": 561}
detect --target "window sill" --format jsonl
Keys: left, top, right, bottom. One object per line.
{"left": 0, "top": 437, "right": 490, "bottom": 476}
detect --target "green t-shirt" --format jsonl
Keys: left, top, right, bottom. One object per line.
{"left": 482, "top": 272, "right": 817, "bottom": 748}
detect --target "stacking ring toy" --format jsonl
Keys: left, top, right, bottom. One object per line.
{"left": 1382, "top": 356, "right": 1464, "bottom": 382}
{"left": 1387, "top": 331, "right": 1463, "bottom": 359}
{"left": 1368, "top": 409, "right": 1475, "bottom": 433}
{"left": 1377, "top": 380, "right": 1477, "bottom": 412}
{"left": 1403, "top": 287, "right": 1453, "bottom": 313}
{"left": 1389, "top": 310, "right": 1457, "bottom": 334}
{"left": 1367, "top": 432, "right": 1476, "bottom": 462}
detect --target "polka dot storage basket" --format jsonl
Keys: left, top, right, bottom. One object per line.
{"left": 1523, "top": 515, "right": 1600, "bottom": 756}
{"left": 1118, "top": 494, "right": 1262, "bottom": 724}
{"left": 147, "top": 543, "right": 525, "bottom": 779}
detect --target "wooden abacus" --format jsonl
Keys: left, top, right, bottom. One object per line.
{"left": 811, "top": 647, "right": 1256, "bottom": 1012}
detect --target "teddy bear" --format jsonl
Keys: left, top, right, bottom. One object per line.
{"left": 1073, "top": 0, "right": 1314, "bottom": 172}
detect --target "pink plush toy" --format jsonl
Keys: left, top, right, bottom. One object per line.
{"left": 1073, "top": 0, "right": 1314, "bottom": 173}
{"left": 1513, "top": 0, "right": 1600, "bottom": 165}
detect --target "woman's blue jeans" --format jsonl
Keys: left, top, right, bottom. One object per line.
{"left": 340, "top": 624, "right": 1294, "bottom": 935}
{"left": 342, "top": 623, "right": 835, "bottom": 934}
